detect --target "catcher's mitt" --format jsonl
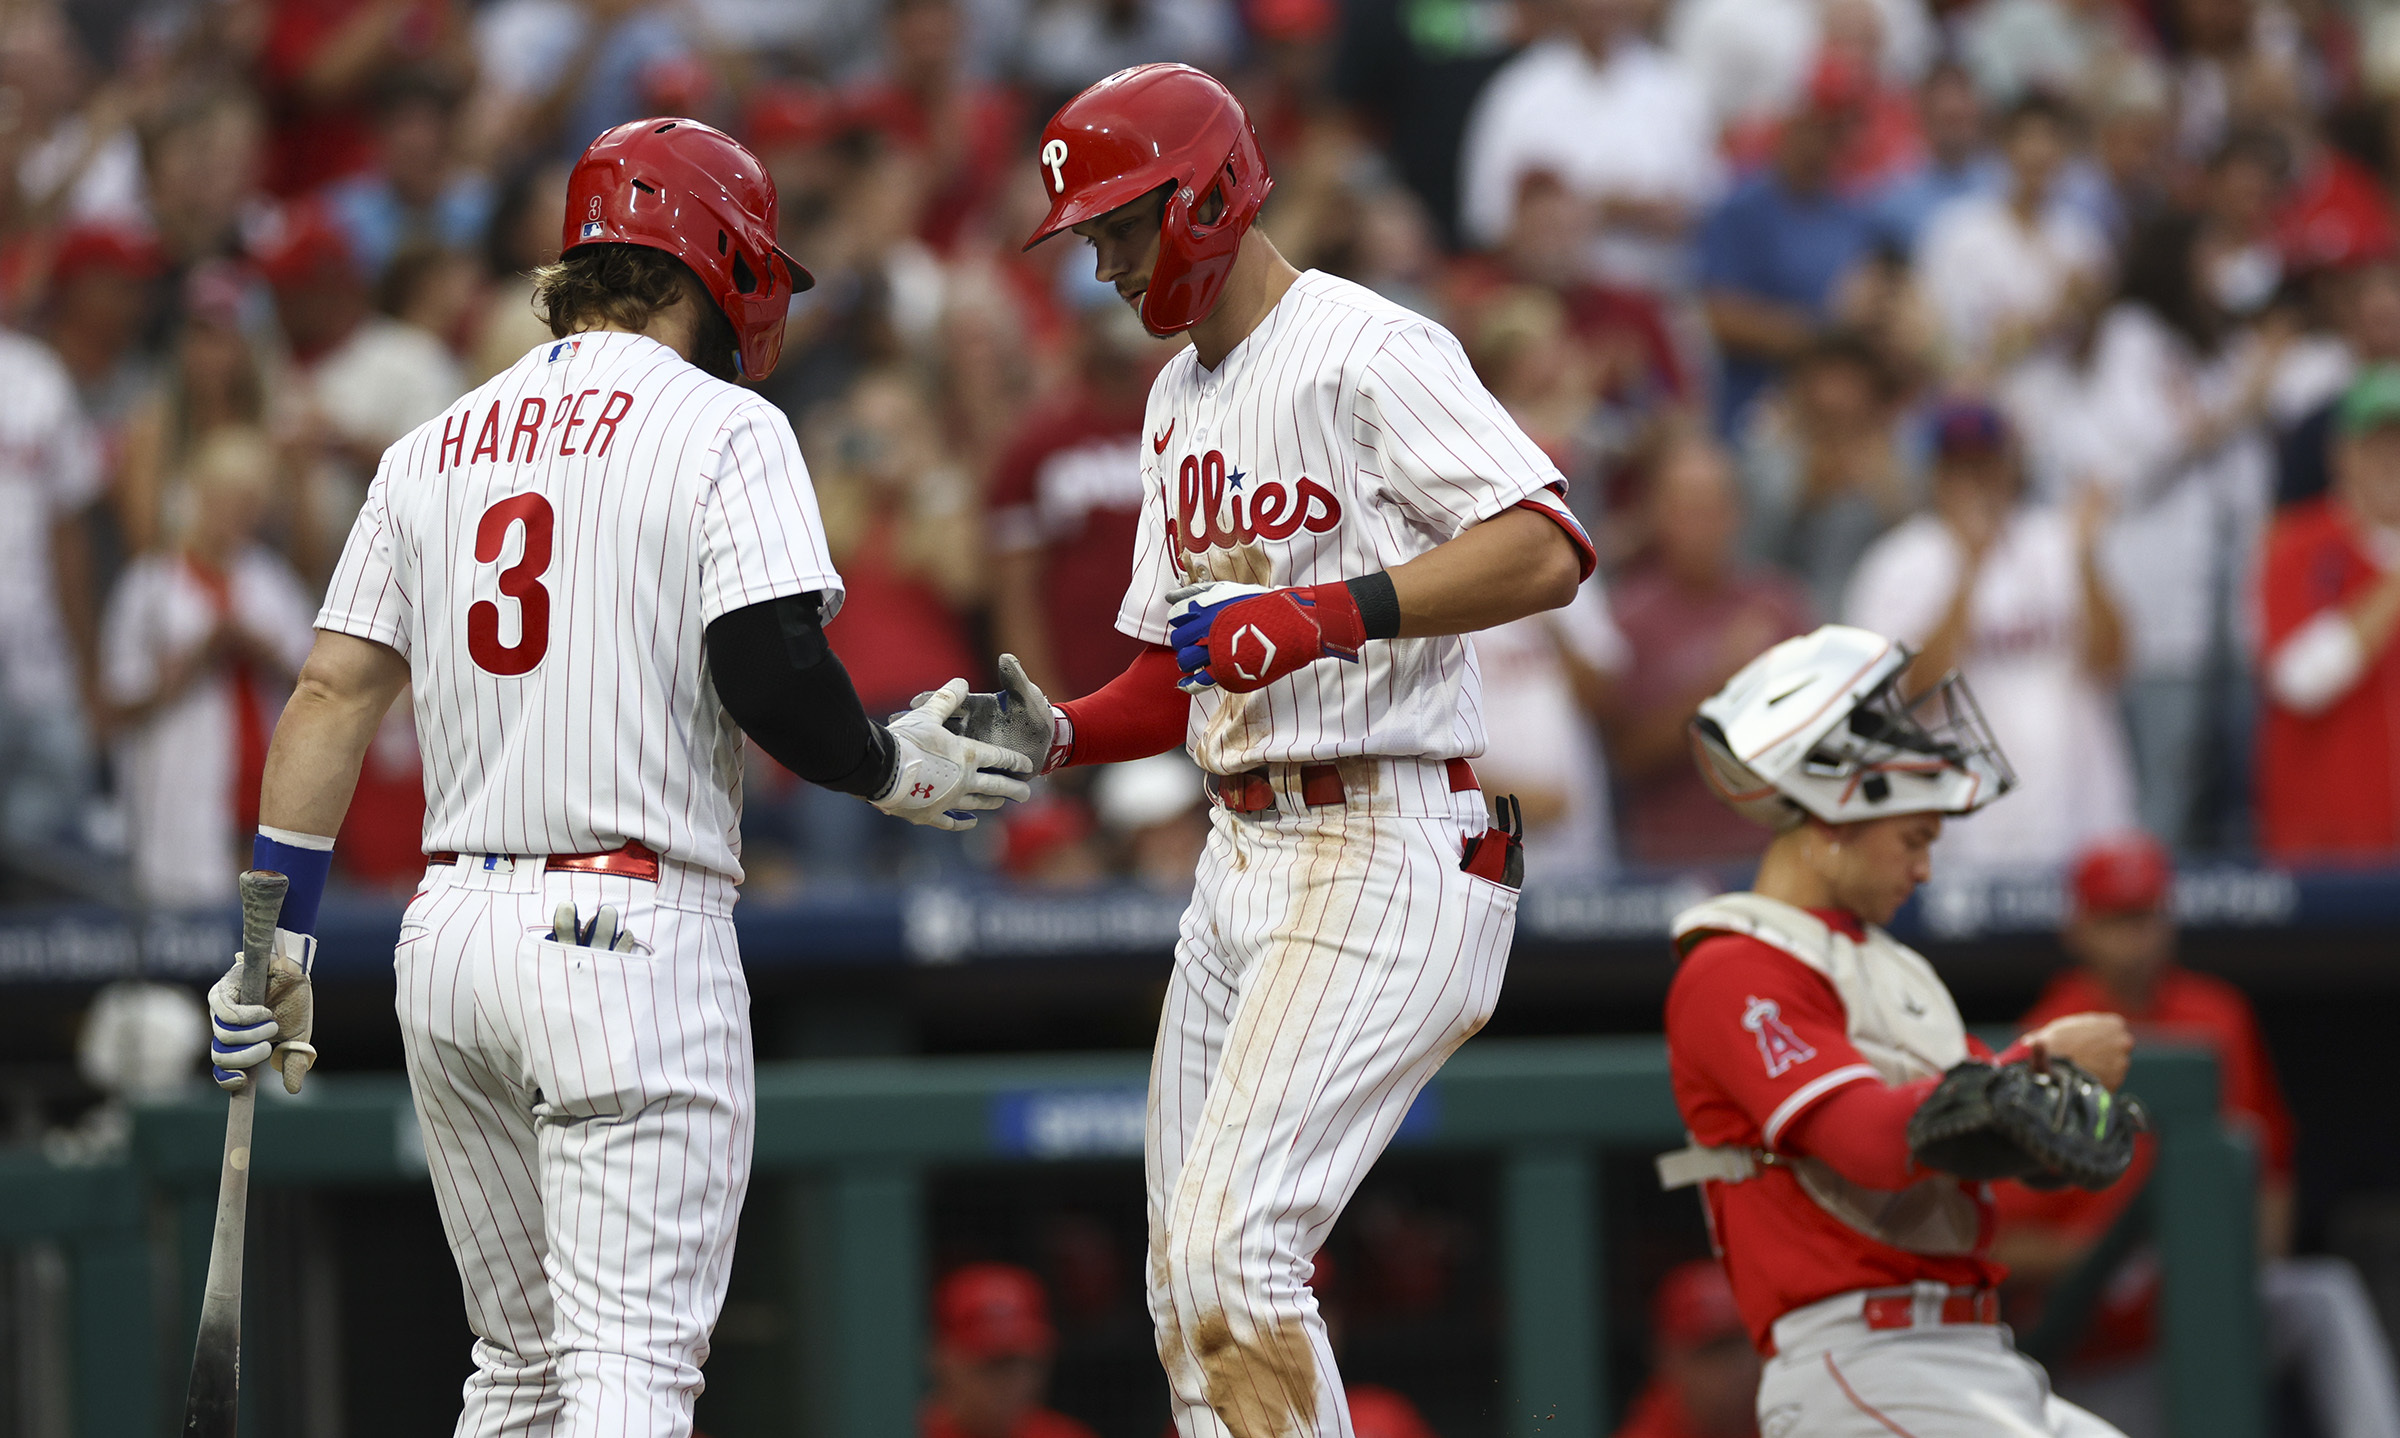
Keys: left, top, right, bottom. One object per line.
{"left": 1906, "top": 1058, "right": 2148, "bottom": 1190}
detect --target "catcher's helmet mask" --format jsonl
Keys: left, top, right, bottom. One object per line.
{"left": 1691, "top": 624, "right": 2016, "bottom": 831}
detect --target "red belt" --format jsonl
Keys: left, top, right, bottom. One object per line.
{"left": 425, "top": 840, "right": 662, "bottom": 883}
{"left": 1861, "top": 1288, "right": 2000, "bottom": 1331}
{"left": 1208, "top": 758, "right": 1478, "bottom": 815}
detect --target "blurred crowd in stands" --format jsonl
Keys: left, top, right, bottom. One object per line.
{"left": 17, "top": 0, "right": 2400, "bottom": 904}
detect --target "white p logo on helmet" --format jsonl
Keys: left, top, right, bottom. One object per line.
{"left": 1042, "top": 139, "right": 1069, "bottom": 194}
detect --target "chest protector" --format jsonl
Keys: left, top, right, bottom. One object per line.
{"left": 1657, "top": 892, "right": 1983, "bottom": 1255}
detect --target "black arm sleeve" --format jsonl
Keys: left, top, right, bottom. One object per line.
{"left": 705, "top": 593, "right": 895, "bottom": 798}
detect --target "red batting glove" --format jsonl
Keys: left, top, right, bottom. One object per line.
{"left": 1167, "top": 580, "right": 1368, "bottom": 694}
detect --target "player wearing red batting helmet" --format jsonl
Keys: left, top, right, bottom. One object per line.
{"left": 208, "top": 114, "right": 1029, "bottom": 1438}
{"left": 968, "top": 60, "right": 1598, "bottom": 1438}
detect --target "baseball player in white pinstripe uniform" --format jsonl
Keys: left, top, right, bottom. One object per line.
{"left": 201, "top": 119, "right": 1029, "bottom": 1437}
{"left": 953, "top": 67, "right": 1596, "bottom": 1438}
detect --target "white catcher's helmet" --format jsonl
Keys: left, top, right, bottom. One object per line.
{"left": 1690, "top": 624, "right": 2015, "bottom": 830}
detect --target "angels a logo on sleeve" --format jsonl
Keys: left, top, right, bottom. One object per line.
{"left": 1741, "top": 995, "right": 1817, "bottom": 1078}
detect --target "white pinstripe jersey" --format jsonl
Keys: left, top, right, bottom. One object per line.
{"left": 1117, "top": 270, "right": 1588, "bottom": 774}
{"left": 318, "top": 331, "right": 841, "bottom": 882}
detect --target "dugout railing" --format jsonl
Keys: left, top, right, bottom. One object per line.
{"left": 9, "top": 1038, "right": 2257, "bottom": 1438}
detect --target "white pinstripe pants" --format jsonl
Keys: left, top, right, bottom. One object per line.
{"left": 1147, "top": 787, "right": 1518, "bottom": 1438}
{"left": 395, "top": 860, "right": 754, "bottom": 1438}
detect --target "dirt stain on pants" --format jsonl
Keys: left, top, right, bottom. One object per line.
{"left": 1191, "top": 1311, "right": 1318, "bottom": 1438}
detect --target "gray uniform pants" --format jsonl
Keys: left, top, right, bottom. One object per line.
{"left": 1758, "top": 1285, "right": 2127, "bottom": 1438}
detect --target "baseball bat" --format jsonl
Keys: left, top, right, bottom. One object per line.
{"left": 181, "top": 869, "right": 288, "bottom": 1438}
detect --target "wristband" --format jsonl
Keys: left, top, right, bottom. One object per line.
{"left": 1045, "top": 705, "right": 1075, "bottom": 774}
{"left": 1286, "top": 581, "right": 1368, "bottom": 660}
{"left": 252, "top": 826, "right": 336, "bottom": 936}
{"left": 1344, "top": 571, "right": 1401, "bottom": 642}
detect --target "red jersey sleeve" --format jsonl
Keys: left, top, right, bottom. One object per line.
{"left": 2203, "top": 978, "right": 2300, "bottom": 1180}
{"left": 1666, "top": 934, "right": 1887, "bottom": 1152}
{"left": 2257, "top": 503, "right": 2358, "bottom": 653}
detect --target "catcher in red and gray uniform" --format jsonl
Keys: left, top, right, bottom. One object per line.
{"left": 1659, "top": 623, "right": 2145, "bottom": 1437}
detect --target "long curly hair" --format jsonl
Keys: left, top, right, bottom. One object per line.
{"left": 532, "top": 244, "right": 739, "bottom": 379}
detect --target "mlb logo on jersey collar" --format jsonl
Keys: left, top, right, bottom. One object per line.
{"left": 548, "top": 339, "right": 581, "bottom": 362}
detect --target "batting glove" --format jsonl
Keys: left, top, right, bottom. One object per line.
{"left": 552, "top": 903, "right": 638, "bottom": 952}
{"left": 1167, "top": 581, "right": 1366, "bottom": 693}
{"left": 874, "top": 679, "right": 1035, "bottom": 830}
{"left": 917, "top": 654, "right": 1061, "bottom": 774}
{"left": 208, "top": 929, "right": 318, "bottom": 1095}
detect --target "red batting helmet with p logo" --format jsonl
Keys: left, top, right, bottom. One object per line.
{"left": 1021, "top": 64, "right": 1273, "bottom": 337}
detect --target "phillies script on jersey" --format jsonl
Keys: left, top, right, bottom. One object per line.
{"left": 316, "top": 331, "right": 841, "bottom": 884}
{"left": 1118, "top": 270, "right": 1593, "bottom": 775}
{"left": 1169, "top": 448, "right": 1342, "bottom": 552}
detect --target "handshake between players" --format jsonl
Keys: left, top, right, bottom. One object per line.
{"left": 894, "top": 654, "right": 1058, "bottom": 827}
{"left": 869, "top": 671, "right": 1038, "bottom": 832}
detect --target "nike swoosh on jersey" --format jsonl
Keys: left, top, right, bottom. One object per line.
{"left": 1153, "top": 419, "right": 1175, "bottom": 454}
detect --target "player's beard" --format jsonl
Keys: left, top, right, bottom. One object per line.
{"left": 693, "top": 300, "right": 742, "bottom": 384}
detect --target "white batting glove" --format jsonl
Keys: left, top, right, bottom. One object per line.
{"left": 208, "top": 929, "right": 318, "bottom": 1095}
{"left": 913, "top": 654, "right": 1058, "bottom": 774}
{"left": 552, "top": 902, "right": 638, "bottom": 952}
{"left": 873, "top": 679, "right": 1035, "bottom": 831}
{"left": 1166, "top": 580, "right": 1277, "bottom": 613}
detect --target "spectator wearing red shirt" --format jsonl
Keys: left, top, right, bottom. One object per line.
{"left": 2257, "top": 366, "right": 2400, "bottom": 860}
{"left": 1447, "top": 171, "right": 1691, "bottom": 411}
{"left": 38, "top": 225, "right": 163, "bottom": 460}
{"left": 255, "top": 0, "right": 465, "bottom": 198}
{"left": 988, "top": 294, "right": 1173, "bottom": 700}
{"left": 921, "top": 1264, "right": 1099, "bottom": 1438}
{"left": 815, "top": 371, "right": 981, "bottom": 716}
{"left": 1610, "top": 1261, "right": 1759, "bottom": 1438}
{"left": 790, "top": 370, "right": 982, "bottom": 879}
{"left": 843, "top": 0, "right": 1021, "bottom": 255}
{"left": 1994, "top": 834, "right": 2400, "bottom": 1438}
{"left": 1607, "top": 433, "right": 1812, "bottom": 865}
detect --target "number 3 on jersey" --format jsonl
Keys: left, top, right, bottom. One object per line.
{"left": 468, "top": 492, "right": 553, "bottom": 676}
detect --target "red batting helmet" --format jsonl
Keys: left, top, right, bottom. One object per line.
{"left": 563, "top": 117, "right": 813, "bottom": 380}
{"left": 1022, "top": 64, "right": 1272, "bottom": 336}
